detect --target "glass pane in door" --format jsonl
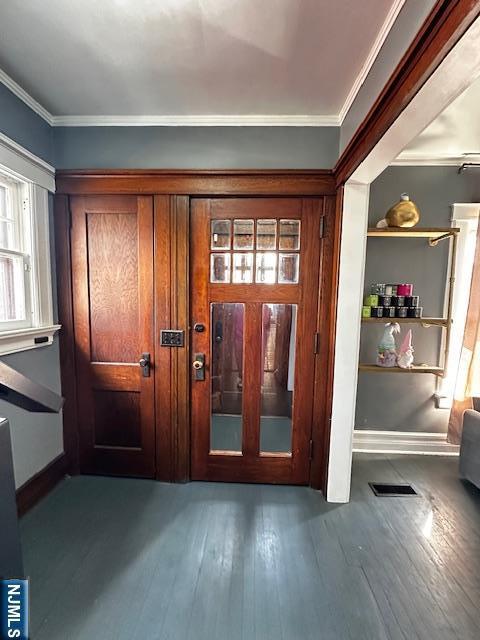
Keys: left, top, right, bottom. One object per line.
{"left": 279, "top": 220, "right": 300, "bottom": 250}
{"left": 255, "top": 252, "right": 277, "bottom": 283}
{"left": 260, "top": 304, "right": 296, "bottom": 453}
{"left": 210, "top": 303, "right": 244, "bottom": 453}
{"left": 232, "top": 253, "right": 253, "bottom": 283}
{"left": 256, "top": 219, "right": 277, "bottom": 250}
{"left": 233, "top": 219, "right": 254, "bottom": 250}
{"left": 278, "top": 254, "right": 299, "bottom": 283}
{"left": 211, "top": 219, "right": 231, "bottom": 249}
{"left": 210, "top": 253, "right": 231, "bottom": 283}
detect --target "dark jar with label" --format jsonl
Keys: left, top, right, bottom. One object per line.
{"left": 371, "top": 307, "right": 384, "bottom": 318}
{"left": 407, "top": 306, "right": 423, "bottom": 318}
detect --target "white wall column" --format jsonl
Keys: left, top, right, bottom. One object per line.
{"left": 327, "top": 182, "right": 369, "bottom": 502}
{"left": 326, "top": 17, "right": 480, "bottom": 503}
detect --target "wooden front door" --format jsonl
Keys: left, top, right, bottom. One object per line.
{"left": 191, "top": 198, "right": 322, "bottom": 484}
{"left": 71, "top": 195, "right": 156, "bottom": 477}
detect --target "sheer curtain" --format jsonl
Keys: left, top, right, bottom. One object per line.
{"left": 448, "top": 218, "right": 480, "bottom": 443}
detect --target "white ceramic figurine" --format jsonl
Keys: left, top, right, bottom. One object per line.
{"left": 397, "top": 329, "right": 414, "bottom": 369}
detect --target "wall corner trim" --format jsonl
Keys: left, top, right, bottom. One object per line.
{"left": 0, "top": 131, "right": 55, "bottom": 191}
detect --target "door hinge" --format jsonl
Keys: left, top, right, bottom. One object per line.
{"left": 314, "top": 332, "right": 320, "bottom": 354}
{"left": 319, "top": 217, "right": 325, "bottom": 238}
{"left": 309, "top": 439, "right": 314, "bottom": 460}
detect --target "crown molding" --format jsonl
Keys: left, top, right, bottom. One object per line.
{"left": 338, "top": 0, "right": 406, "bottom": 124}
{"left": 0, "top": 67, "right": 338, "bottom": 127}
{"left": 0, "top": 68, "right": 53, "bottom": 125}
{"left": 391, "top": 153, "right": 480, "bottom": 166}
{"left": 0, "top": 131, "right": 55, "bottom": 191}
{"left": 0, "top": 1, "right": 405, "bottom": 130}
{"left": 50, "top": 114, "right": 341, "bottom": 127}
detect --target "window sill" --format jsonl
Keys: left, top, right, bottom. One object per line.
{"left": 0, "top": 325, "right": 61, "bottom": 356}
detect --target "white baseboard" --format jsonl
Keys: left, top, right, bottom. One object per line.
{"left": 353, "top": 430, "right": 459, "bottom": 456}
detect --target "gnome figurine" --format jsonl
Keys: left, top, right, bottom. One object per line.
{"left": 397, "top": 329, "right": 414, "bottom": 369}
{"left": 376, "top": 322, "right": 400, "bottom": 367}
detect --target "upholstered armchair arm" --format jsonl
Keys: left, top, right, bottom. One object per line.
{"left": 459, "top": 410, "right": 480, "bottom": 489}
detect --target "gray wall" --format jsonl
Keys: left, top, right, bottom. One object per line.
{"left": 0, "top": 343, "right": 63, "bottom": 488}
{"left": 0, "top": 84, "right": 62, "bottom": 487}
{"left": 340, "top": 0, "right": 436, "bottom": 153}
{"left": 0, "top": 83, "right": 53, "bottom": 163}
{"left": 53, "top": 126, "right": 339, "bottom": 169}
{"left": 356, "top": 166, "right": 480, "bottom": 433}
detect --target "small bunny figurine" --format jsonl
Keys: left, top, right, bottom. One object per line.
{"left": 397, "top": 329, "right": 414, "bottom": 369}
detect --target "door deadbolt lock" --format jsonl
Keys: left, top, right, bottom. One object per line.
{"left": 192, "top": 353, "right": 205, "bottom": 380}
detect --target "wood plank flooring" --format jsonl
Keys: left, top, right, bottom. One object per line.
{"left": 20, "top": 454, "right": 480, "bottom": 640}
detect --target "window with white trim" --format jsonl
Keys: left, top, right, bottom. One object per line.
{"left": 0, "top": 174, "right": 32, "bottom": 330}
{"left": 436, "top": 203, "right": 480, "bottom": 408}
{"left": 0, "top": 167, "right": 58, "bottom": 354}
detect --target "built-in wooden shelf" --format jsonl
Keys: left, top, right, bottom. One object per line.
{"left": 359, "top": 364, "right": 444, "bottom": 376}
{"left": 362, "top": 317, "right": 449, "bottom": 327}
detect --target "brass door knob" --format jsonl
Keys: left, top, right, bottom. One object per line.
{"left": 192, "top": 360, "right": 204, "bottom": 370}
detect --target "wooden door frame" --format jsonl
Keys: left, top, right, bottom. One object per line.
{"left": 54, "top": 171, "right": 338, "bottom": 487}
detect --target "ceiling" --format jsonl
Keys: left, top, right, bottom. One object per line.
{"left": 396, "top": 75, "right": 480, "bottom": 163}
{"left": 0, "top": 0, "right": 401, "bottom": 124}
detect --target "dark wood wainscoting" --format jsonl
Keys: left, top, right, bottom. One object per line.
{"left": 54, "top": 171, "right": 339, "bottom": 490}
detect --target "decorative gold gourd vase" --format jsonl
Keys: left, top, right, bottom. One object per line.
{"left": 385, "top": 193, "right": 420, "bottom": 228}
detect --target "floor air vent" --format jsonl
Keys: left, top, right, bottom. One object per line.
{"left": 369, "top": 482, "right": 419, "bottom": 497}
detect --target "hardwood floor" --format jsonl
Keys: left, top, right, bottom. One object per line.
{"left": 20, "top": 454, "right": 480, "bottom": 640}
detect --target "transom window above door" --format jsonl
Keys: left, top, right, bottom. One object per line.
{"left": 210, "top": 218, "right": 300, "bottom": 284}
